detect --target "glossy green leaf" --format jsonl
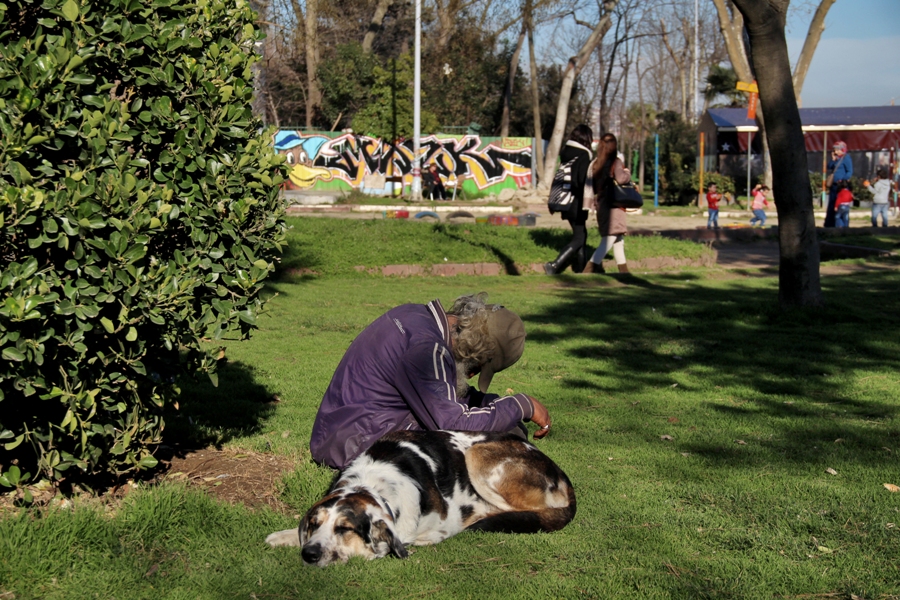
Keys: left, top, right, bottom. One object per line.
{"left": 61, "top": 0, "right": 79, "bottom": 21}
{"left": 2, "top": 347, "right": 26, "bottom": 362}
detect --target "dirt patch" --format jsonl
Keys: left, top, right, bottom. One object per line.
{"left": 159, "top": 448, "right": 297, "bottom": 512}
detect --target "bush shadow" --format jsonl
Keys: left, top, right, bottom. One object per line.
{"left": 161, "top": 360, "right": 277, "bottom": 459}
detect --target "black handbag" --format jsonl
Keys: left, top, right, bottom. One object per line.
{"left": 610, "top": 180, "right": 644, "bottom": 209}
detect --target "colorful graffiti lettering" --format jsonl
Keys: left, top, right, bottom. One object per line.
{"left": 273, "top": 131, "right": 533, "bottom": 194}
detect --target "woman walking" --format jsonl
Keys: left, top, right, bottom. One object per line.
{"left": 544, "top": 124, "right": 593, "bottom": 274}
{"left": 587, "top": 133, "right": 632, "bottom": 274}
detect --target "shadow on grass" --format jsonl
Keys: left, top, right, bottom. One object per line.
{"left": 527, "top": 269, "right": 900, "bottom": 469}
{"left": 442, "top": 227, "right": 522, "bottom": 274}
{"left": 528, "top": 228, "right": 573, "bottom": 251}
{"left": 162, "top": 360, "right": 277, "bottom": 457}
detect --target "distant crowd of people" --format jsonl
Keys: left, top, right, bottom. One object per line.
{"left": 423, "top": 134, "right": 896, "bottom": 236}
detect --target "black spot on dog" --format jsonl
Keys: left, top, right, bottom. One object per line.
{"left": 460, "top": 504, "right": 474, "bottom": 520}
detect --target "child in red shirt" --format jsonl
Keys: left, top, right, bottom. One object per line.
{"left": 834, "top": 180, "right": 853, "bottom": 228}
{"left": 706, "top": 183, "right": 722, "bottom": 229}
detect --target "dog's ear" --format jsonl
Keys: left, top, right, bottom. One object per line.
{"left": 298, "top": 514, "right": 309, "bottom": 546}
{"left": 372, "top": 519, "right": 408, "bottom": 559}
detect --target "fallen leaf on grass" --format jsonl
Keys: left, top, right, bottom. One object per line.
{"left": 884, "top": 483, "right": 900, "bottom": 493}
{"left": 825, "top": 468, "right": 838, "bottom": 475}
{"left": 681, "top": 452, "right": 690, "bottom": 457}
{"left": 671, "top": 383, "right": 679, "bottom": 388}
{"left": 145, "top": 564, "right": 159, "bottom": 578}
{"left": 816, "top": 545, "right": 833, "bottom": 554}
{"left": 667, "top": 417, "right": 679, "bottom": 423}
{"left": 660, "top": 435, "right": 674, "bottom": 441}
{"left": 281, "top": 431, "right": 290, "bottom": 438}
{"left": 833, "top": 438, "right": 844, "bottom": 443}
{"left": 735, "top": 440, "right": 746, "bottom": 445}
{"left": 505, "top": 388, "right": 515, "bottom": 395}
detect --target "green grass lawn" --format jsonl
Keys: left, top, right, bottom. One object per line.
{"left": 279, "top": 217, "right": 711, "bottom": 277}
{"left": 2, "top": 221, "right": 900, "bottom": 599}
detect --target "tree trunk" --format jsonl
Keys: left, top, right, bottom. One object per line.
{"left": 540, "top": 1, "right": 618, "bottom": 189}
{"left": 305, "top": 0, "right": 321, "bottom": 128}
{"left": 362, "top": 0, "right": 395, "bottom": 54}
{"left": 660, "top": 19, "right": 688, "bottom": 120}
{"left": 526, "top": 4, "right": 543, "bottom": 183}
{"left": 729, "top": 0, "right": 823, "bottom": 308}
{"left": 711, "top": 0, "right": 753, "bottom": 82}
{"left": 500, "top": 24, "right": 527, "bottom": 138}
{"left": 434, "top": 0, "right": 459, "bottom": 52}
{"left": 792, "top": 0, "right": 836, "bottom": 99}
{"left": 637, "top": 53, "right": 645, "bottom": 191}
{"left": 289, "top": 0, "right": 306, "bottom": 55}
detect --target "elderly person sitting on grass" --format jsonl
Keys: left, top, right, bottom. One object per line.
{"left": 309, "top": 293, "right": 553, "bottom": 469}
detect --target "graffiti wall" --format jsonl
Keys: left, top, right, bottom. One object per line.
{"left": 273, "top": 131, "right": 533, "bottom": 196}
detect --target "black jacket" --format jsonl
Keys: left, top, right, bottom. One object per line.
{"left": 557, "top": 140, "right": 592, "bottom": 220}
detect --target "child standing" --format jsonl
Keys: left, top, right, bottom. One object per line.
{"left": 749, "top": 184, "right": 769, "bottom": 227}
{"left": 834, "top": 180, "right": 853, "bottom": 228}
{"left": 706, "top": 183, "right": 722, "bottom": 229}
{"left": 866, "top": 168, "right": 891, "bottom": 227}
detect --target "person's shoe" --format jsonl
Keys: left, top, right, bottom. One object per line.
{"left": 617, "top": 263, "right": 630, "bottom": 274}
{"left": 544, "top": 247, "right": 576, "bottom": 275}
{"left": 585, "top": 261, "right": 605, "bottom": 274}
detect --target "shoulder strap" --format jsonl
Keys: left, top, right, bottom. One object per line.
{"left": 566, "top": 141, "right": 591, "bottom": 153}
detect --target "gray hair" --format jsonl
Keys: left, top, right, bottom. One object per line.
{"left": 446, "top": 293, "right": 496, "bottom": 365}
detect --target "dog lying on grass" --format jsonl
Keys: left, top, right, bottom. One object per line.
{"left": 265, "top": 429, "right": 576, "bottom": 566}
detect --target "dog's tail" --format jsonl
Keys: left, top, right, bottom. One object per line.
{"left": 465, "top": 485, "right": 576, "bottom": 534}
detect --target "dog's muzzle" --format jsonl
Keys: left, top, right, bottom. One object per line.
{"left": 301, "top": 543, "right": 323, "bottom": 565}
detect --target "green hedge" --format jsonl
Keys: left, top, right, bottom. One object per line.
{"left": 0, "top": 0, "right": 287, "bottom": 486}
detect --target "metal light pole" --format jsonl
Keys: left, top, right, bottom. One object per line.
{"left": 411, "top": 0, "right": 423, "bottom": 201}
{"left": 654, "top": 133, "right": 659, "bottom": 208}
{"left": 693, "top": 0, "right": 699, "bottom": 124}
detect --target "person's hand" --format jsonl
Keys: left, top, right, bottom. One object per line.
{"left": 528, "top": 396, "right": 552, "bottom": 439}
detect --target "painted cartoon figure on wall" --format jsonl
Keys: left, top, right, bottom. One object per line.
{"left": 273, "top": 131, "right": 334, "bottom": 189}
{"left": 272, "top": 131, "right": 533, "bottom": 195}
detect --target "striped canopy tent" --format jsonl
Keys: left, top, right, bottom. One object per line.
{"left": 700, "top": 106, "right": 900, "bottom": 155}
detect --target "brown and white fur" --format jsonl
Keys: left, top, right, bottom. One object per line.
{"left": 265, "top": 429, "right": 576, "bottom": 566}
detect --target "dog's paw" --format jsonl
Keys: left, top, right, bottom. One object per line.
{"left": 265, "top": 528, "right": 301, "bottom": 547}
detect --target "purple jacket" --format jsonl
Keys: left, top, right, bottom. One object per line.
{"left": 309, "top": 300, "right": 535, "bottom": 469}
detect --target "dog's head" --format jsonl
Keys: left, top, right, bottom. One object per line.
{"left": 298, "top": 489, "right": 407, "bottom": 567}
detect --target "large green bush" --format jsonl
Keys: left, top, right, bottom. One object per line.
{"left": 0, "top": 0, "right": 287, "bottom": 486}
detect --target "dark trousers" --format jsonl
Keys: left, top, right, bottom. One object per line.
{"left": 562, "top": 211, "right": 588, "bottom": 255}
{"left": 426, "top": 182, "right": 446, "bottom": 200}
{"left": 824, "top": 183, "right": 839, "bottom": 228}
